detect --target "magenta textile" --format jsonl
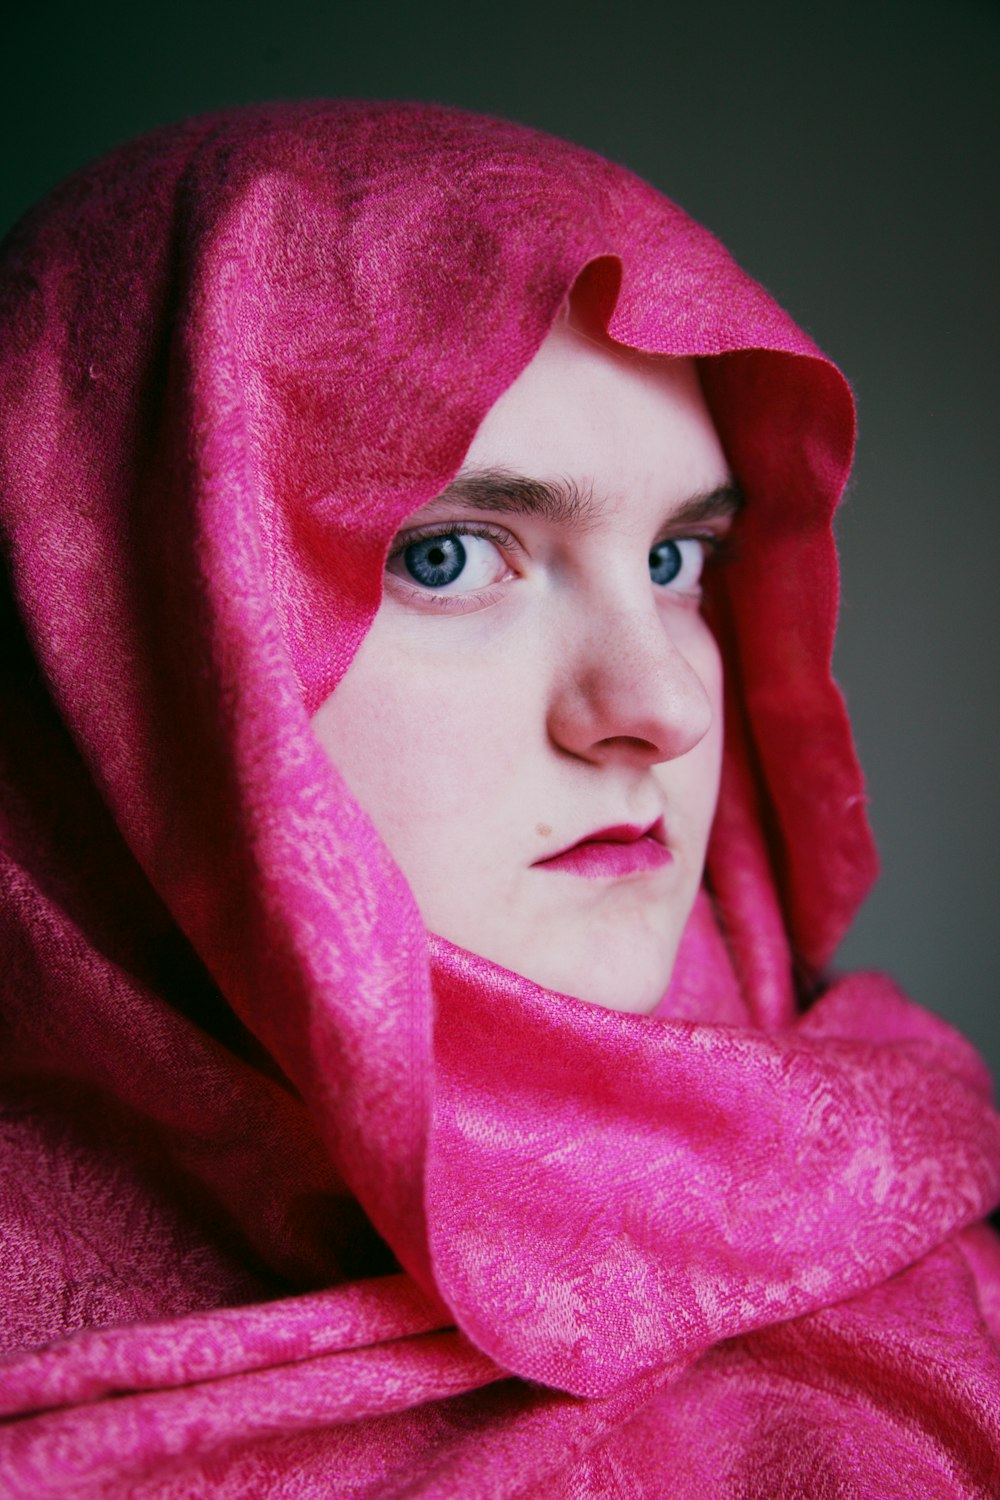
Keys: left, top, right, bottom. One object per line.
{"left": 0, "top": 102, "right": 998, "bottom": 1496}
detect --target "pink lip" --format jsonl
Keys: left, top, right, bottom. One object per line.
{"left": 533, "top": 820, "right": 672, "bottom": 880}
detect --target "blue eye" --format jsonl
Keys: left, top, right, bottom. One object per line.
{"left": 649, "top": 537, "right": 706, "bottom": 591}
{"left": 403, "top": 534, "right": 467, "bottom": 588}
{"left": 649, "top": 540, "right": 681, "bottom": 585}
{"left": 388, "top": 528, "right": 509, "bottom": 595}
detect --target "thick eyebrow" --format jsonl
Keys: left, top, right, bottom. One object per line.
{"left": 433, "top": 468, "right": 601, "bottom": 528}
{"left": 426, "top": 466, "right": 743, "bottom": 531}
{"left": 665, "top": 483, "right": 744, "bottom": 529}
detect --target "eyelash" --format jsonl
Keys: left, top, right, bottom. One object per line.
{"left": 388, "top": 521, "right": 517, "bottom": 557}
{"left": 692, "top": 533, "right": 733, "bottom": 566}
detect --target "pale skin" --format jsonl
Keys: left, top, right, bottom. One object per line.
{"left": 313, "top": 312, "right": 738, "bottom": 1013}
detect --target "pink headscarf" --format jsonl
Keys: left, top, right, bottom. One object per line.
{"left": 1, "top": 101, "right": 998, "bottom": 1496}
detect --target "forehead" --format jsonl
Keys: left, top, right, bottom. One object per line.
{"left": 458, "top": 319, "right": 732, "bottom": 518}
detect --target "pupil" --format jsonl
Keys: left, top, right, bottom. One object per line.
{"left": 649, "top": 540, "right": 681, "bottom": 586}
{"left": 404, "top": 534, "right": 467, "bottom": 588}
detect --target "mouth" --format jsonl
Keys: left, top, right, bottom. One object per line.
{"left": 532, "top": 818, "right": 672, "bottom": 880}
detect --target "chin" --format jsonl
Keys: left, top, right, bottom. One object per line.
{"left": 570, "top": 975, "right": 671, "bottom": 1015}
{"left": 529, "top": 943, "right": 677, "bottom": 1016}
{"left": 570, "top": 920, "right": 683, "bottom": 1015}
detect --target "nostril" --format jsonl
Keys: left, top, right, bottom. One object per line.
{"left": 596, "top": 735, "right": 661, "bottom": 755}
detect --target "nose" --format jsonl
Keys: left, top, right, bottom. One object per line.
{"left": 546, "top": 600, "right": 717, "bottom": 768}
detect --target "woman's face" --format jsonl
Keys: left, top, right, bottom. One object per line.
{"left": 312, "top": 315, "right": 737, "bottom": 1012}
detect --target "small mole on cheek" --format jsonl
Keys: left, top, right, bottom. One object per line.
{"left": 536, "top": 823, "right": 553, "bottom": 838}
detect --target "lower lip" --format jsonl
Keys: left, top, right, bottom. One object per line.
{"left": 535, "top": 835, "right": 672, "bottom": 880}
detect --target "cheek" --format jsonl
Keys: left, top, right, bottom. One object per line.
{"left": 700, "top": 638, "right": 726, "bottom": 816}
{"left": 668, "top": 617, "right": 725, "bottom": 819}
{"left": 698, "top": 628, "right": 725, "bottom": 753}
{"left": 311, "top": 627, "right": 531, "bottom": 866}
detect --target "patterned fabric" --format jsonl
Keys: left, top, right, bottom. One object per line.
{"left": 0, "top": 101, "right": 997, "bottom": 1496}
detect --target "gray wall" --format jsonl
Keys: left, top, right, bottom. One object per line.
{"left": 4, "top": 0, "right": 997, "bottom": 1075}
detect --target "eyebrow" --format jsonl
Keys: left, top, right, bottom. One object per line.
{"left": 426, "top": 466, "right": 744, "bottom": 531}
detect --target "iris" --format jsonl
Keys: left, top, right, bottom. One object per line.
{"left": 648, "top": 539, "right": 682, "bottom": 585}
{"left": 404, "top": 535, "right": 467, "bottom": 588}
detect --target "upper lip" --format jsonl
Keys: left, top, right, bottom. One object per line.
{"left": 535, "top": 817, "right": 666, "bottom": 863}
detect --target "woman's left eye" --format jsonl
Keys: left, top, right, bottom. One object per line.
{"left": 387, "top": 530, "right": 509, "bottom": 594}
{"left": 648, "top": 537, "right": 706, "bottom": 592}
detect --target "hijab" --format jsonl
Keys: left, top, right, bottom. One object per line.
{"left": 1, "top": 100, "right": 998, "bottom": 1497}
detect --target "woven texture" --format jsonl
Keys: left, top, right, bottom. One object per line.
{"left": 0, "top": 101, "right": 997, "bottom": 1496}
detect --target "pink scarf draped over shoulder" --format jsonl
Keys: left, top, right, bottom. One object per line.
{"left": 0, "top": 101, "right": 998, "bottom": 1498}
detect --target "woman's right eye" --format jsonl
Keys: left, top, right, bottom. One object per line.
{"left": 387, "top": 530, "right": 510, "bottom": 594}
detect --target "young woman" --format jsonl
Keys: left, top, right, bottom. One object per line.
{"left": 1, "top": 100, "right": 997, "bottom": 1497}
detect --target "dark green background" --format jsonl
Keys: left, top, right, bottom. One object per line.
{"left": 5, "top": 1, "right": 998, "bottom": 1072}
